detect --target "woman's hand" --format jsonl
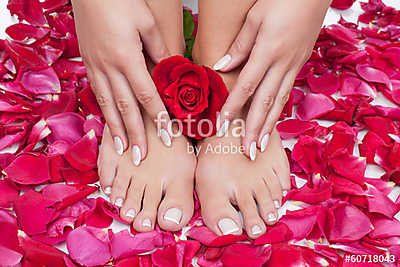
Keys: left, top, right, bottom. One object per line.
{"left": 72, "top": 0, "right": 172, "bottom": 165}
{"left": 214, "top": 0, "right": 330, "bottom": 160}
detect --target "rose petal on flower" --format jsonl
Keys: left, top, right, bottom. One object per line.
{"left": 3, "top": 153, "right": 50, "bottom": 185}
{"left": 277, "top": 119, "right": 315, "bottom": 139}
{"left": 186, "top": 226, "right": 247, "bottom": 247}
{"left": 296, "top": 93, "right": 335, "bottom": 121}
{"left": 46, "top": 112, "right": 85, "bottom": 145}
{"left": 67, "top": 226, "right": 111, "bottom": 267}
{"left": 64, "top": 129, "right": 98, "bottom": 171}
{"left": 356, "top": 64, "right": 392, "bottom": 90}
{"left": 153, "top": 55, "right": 192, "bottom": 90}
{"left": 220, "top": 243, "right": 271, "bottom": 267}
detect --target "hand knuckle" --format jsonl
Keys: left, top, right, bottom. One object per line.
{"left": 279, "top": 91, "right": 290, "bottom": 105}
{"left": 116, "top": 98, "right": 131, "bottom": 115}
{"left": 136, "top": 90, "right": 155, "bottom": 105}
{"left": 96, "top": 93, "right": 112, "bottom": 108}
{"left": 239, "top": 81, "right": 257, "bottom": 97}
{"left": 262, "top": 95, "right": 274, "bottom": 110}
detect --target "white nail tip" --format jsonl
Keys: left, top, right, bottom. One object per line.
{"left": 164, "top": 208, "right": 182, "bottom": 225}
{"left": 274, "top": 200, "right": 280, "bottom": 209}
{"left": 260, "top": 134, "right": 270, "bottom": 153}
{"left": 250, "top": 141, "right": 257, "bottom": 161}
{"left": 143, "top": 218, "right": 152, "bottom": 228}
{"left": 217, "top": 120, "right": 230, "bottom": 137}
{"left": 267, "top": 213, "right": 277, "bottom": 222}
{"left": 115, "top": 198, "right": 124, "bottom": 208}
{"left": 159, "top": 129, "right": 171, "bottom": 147}
{"left": 213, "top": 54, "right": 232, "bottom": 71}
{"left": 218, "top": 218, "right": 239, "bottom": 235}
{"left": 132, "top": 145, "right": 141, "bottom": 166}
{"left": 104, "top": 186, "right": 112, "bottom": 195}
{"left": 282, "top": 190, "right": 288, "bottom": 197}
{"left": 126, "top": 209, "right": 136, "bottom": 218}
{"left": 251, "top": 225, "right": 263, "bottom": 235}
{"left": 113, "top": 136, "right": 123, "bottom": 155}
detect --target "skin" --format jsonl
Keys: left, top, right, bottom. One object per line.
{"left": 213, "top": 0, "right": 331, "bottom": 161}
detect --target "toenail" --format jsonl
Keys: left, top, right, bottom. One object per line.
{"left": 267, "top": 213, "right": 277, "bottom": 222}
{"left": 250, "top": 141, "right": 257, "bottom": 161}
{"left": 282, "top": 190, "right": 288, "bottom": 197}
{"left": 142, "top": 218, "right": 152, "bottom": 228}
{"left": 115, "top": 198, "right": 124, "bottom": 207}
{"left": 125, "top": 209, "right": 136, "bottom": 218}
{"left": 218, "top": 218, "right": 239, "bottom": 235}
{"left": 164, "top": 208, "right": 182, "bottom": 225}
{"left": 104, "top": 186, "right": 112, "bottom": 195}
{"left": 251, "top": 225, "right": 263, "bottom": 235}
{"left": 274, "top": 200, "right": 280, "bottom": 209}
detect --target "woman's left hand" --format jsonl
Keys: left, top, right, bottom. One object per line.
{"left": 214, "top": 0, "right": 331, "bottom": 160}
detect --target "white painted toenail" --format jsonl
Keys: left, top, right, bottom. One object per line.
{"left": 282, "top": 190, "right": 288, "bottom": 197}
{"left": 113, "top": 136, "right": 123, "bottom": 155}
{"left": 132, "top": 145, "right": 141, "bottom": 166}
{"left": 104, "top": 186, "right": 112, "bottom": 195}
{"left": 159, "top": 129, "right": 171, "bottom": 147}
{"left": 250, "top": 141, "right": 257, "bottom": 161}
{"left": 143, "top": 218, "right": 152, "bottom": 228}
{"left": 164, "top": 208, "right": 182, "bottom": 225}
{"left": 267, "top": 213, "right": 277, "bottom": 222}
{"left": 218, "top": 218, "right": 239, "bottom": 235}
{"left": 115, "top": 198, "right": 124, "bottom": 207}
{"left": 251, "top": 225, "right": 263, "bottom": 235}
{"left": 260, "top": 134, "right": 270, "bottom": 153}
{"left": 213, "top": 54, "right": 231, "bottom": 71}
{"left": 125, "top": 209, "right": 136, "bottom": 218}
{"left": 274, "top": 200, "right": 280, "bottom": 209}
{"left": 217, "top": 120, "right": 230, "bottom": 137}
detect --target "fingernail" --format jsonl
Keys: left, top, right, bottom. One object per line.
{"left": 260, "top": 133, "right": 270, "bottom": 153}
{"left": 132, "top": 145, "right": 141, "bottom": 166}
{"left": 115, "top": 198, "right": 124, "bottom": 207}
{"left": 250, "top": 141, "right": 257, "bottom": 161}
{"left": 282, "top": 190, "right": 288, "bottom": 197}
{"left": 113, "top": 136, "right": 123, "bottom": 155}
{"left": 143, "top": 218, "right": 152, "bottom": 228}
{"left": 218, "top": 218, "right": 239, "bottom": 235}
{"left": 267, "top": 213, "right": 277, "bottom": 222}
{"left": 164, "top": 208, "right": 182, "bottom": 225}
{"left": 213, "top": 54, "right": 232, "bottom": 71}
{"left": 217, "top": 120, "right": 230, "bottom": 137}
{"left": 159, "top": 129, "right": 171, "bottom": 147}
{"left": 251, "top": 225, "right": 263, "bottom": 235}
{"left": 125, "top": 209, "right": 136, "bottom": 218}
{"left": 274, "top": 200, "right": 280, "bottom": 209}
{"left": 104, "top": 186, "right": 112, "bottom": 195}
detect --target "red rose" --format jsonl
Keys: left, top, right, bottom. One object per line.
{"left": 153, "top": 56, "right": 229, "bottom": 140}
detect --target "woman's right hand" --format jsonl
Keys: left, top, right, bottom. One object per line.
{"left": 72, "top": 0, "right": 172, "bottom": 166}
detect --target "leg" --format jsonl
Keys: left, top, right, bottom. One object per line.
{"left": 98, "top": 0, "right": 196, "bottom": 232}
{"left": 193, "top": 0, "right": 291, "bottom": 239}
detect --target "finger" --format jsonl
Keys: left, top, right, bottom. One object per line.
{"left": 122, "top": 54, "right": 172, "bottom": 147}
{"left": 258, "top": 70, "right": 296, "bottom": 151}
{"left": 90, "top": 69, "right": 127, "bottom": 155}
{"left": 217, "top": 40, "right": 273, "bottom": 137}
{"left": 107, "top": 69, "right": 147, "bottom": 165}
{"left": 243, "top": 65, "right": 285, "bottom": 160}
{"left": 139, "top": 11, "right": 170, "bottom": 63}
{"left": 213, "top": 11, "right": 260, "bottom": 72}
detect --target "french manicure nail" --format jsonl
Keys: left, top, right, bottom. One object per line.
{"left": 251, "top": 225, "right": 263, "bottom": 235}
{"left": 213, "top": 54, "right": 232, "bottom": 71}
{"left": 104, "top": 186, "right": 112, "bottom": 195}
{"left": 143, "top": 218, "right": 152, "bottom": 228}
{"left": 267, "top": 213, "right": 277, "bottom": 222}
{"left": 217, "top": 120, "right": 230, "bottom": 137}
{"left": 125, "top": 209, "right": 136, "bottom": 218}
{"left": 274, "top": 200, "right": 280, "bottom": 209}
{"left": 282, "top": 190, "right": 288, "bottom": 197}
{"left": 164, "top": 208, "right": 182, "bottom": 225}
{"left": 132, "top": 145, "right": 141, "bottom": 166}
{"left": 250, "top": 141, "right": 257, "bottom": 161}
{"left": 115, "top": 198, "right": 124, "bottom": 207}
{"left": 113, "top": 136, "right": 123, "bottom": 155}
{"left": 218, "top": 218, "right": 239, "bottom": 235}
{"left": 260, "top": 133, "right": 270, "bottom": 153}
{"left": 159, "top": 129, "right": 171, "bottom": 147}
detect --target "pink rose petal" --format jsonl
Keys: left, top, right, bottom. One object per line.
{"left": 296, "top": 93, "right": 336, "bottom": 121}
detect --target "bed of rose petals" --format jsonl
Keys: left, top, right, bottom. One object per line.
{"left": 0, "top": 0, "right": 400, "bottom": 266}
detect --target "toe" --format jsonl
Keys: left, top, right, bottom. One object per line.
{"left": 132, "top": 183, "right": 162, "bottom": 232}
{"left": 253, "top": 181, "right": 278, "bottom": 226}
{"left": 120, "top": 179, "right": 145, "bottom": 223}
{"left": 110, "top": 169, "right": 131, "bottom": 208}
{"left": 264, "top": 170, "right": 283, "bottom": 209}
{"left": 273, "top": 155, "right": 291, "bottom": 196}
{"left": 98, "top": 128, "right": 118, "bottom": 195}
{"left": 236, "top": 190, "right": 266, "bottom": 239}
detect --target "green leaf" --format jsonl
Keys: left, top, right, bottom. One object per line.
{"left": 183, "top": 9, "right": 195, "bottom": 40}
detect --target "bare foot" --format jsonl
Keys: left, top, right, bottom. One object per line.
{"left": 98, "top": 114, "right": 196, "bottom": 232}
{"left": 195, "top": 73, "right": 291, "bottom": 239}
